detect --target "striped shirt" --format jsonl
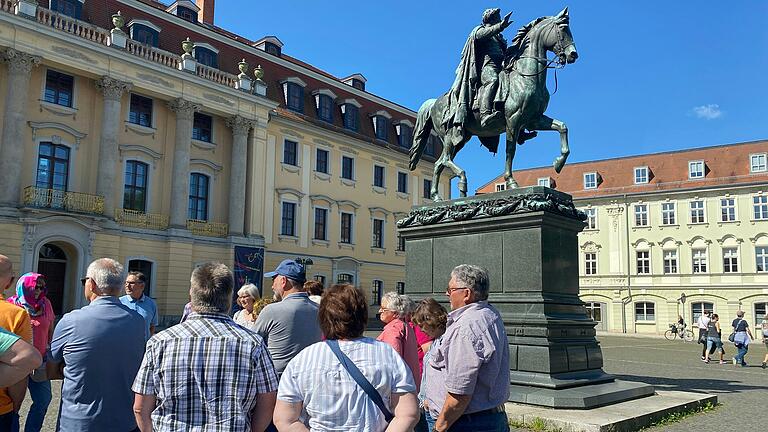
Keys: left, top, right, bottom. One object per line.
{"left": 278, "top": 337, "right": 416, "bottom": 432}
{"left": 132, "top": 312, "right": 278, "bottom": 431}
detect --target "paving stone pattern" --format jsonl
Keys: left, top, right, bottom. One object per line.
{"left": 18, "top": 335, "right": 768, "bottom": 431}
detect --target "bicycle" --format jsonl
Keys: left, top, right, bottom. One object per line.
{"left": 665, "top": 323, "right": 694, "bottom": 342}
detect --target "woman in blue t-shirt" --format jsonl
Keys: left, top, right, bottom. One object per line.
{"left": 731, "top": 311, "right": 754, "bottom": 366}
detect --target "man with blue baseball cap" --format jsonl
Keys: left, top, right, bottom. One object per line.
{"left": 254, "top": 259, "right": 322, "bottom": 376}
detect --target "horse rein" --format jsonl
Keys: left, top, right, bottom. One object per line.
{"left": 508, "top": 21, "right": 571, "bottom": 94}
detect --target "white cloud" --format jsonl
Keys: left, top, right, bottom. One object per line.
{"left": 691, "top": 104, "right": 723, "bottom": 120}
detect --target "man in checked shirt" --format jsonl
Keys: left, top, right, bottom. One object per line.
{"left": 132, "top": 262, "right": 278, "bottom": 431}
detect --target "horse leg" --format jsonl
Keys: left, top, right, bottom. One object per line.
{"left": 504, "top": 118, "right": 522, "bottom": 189}
{"left": 528, "top": 115, "right": 570, "bottom": 173}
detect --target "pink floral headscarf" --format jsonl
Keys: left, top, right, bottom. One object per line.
{"left": 8, "top": 272, "right": 47, "bottom": 317}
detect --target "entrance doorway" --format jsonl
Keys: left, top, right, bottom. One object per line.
{"left": 37, "top": 243, "right": 67, "bottom": 316}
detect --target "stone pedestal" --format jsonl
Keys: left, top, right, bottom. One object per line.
{"left": 398, "top": 187, "right": 654, "bottom": 409}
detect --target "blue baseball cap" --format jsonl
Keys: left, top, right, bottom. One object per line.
{"left": 264, "top": 259, "right": 306, "bottom": 283}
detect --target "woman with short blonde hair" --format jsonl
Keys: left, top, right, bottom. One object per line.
{"left": 233, "top": 283, "right": 260, "bottom": 330}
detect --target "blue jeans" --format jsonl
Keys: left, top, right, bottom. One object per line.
{"left": 734, "top": 343, "right": 749, "bottom": 365}
{"left": 426, "top": 410, "right": 509, "bottom": 432}
{"left": 24, "top": 379, "right": 52, "bottom": 432}
{"left": 0, "top": 411, "right": 20, "bottom": 432}
{"left": 425, "top": 411, "right": 437, "bottom": 431}
{"left": 706, "top": 337, "right": 723, "bottom": 355}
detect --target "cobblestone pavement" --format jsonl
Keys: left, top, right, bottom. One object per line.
{"left": 17, "top": 335, "right": 768, "bottom": 431}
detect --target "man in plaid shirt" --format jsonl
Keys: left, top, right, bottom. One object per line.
{"left": 132, "top": 262, "right": 278, "bottom": 431}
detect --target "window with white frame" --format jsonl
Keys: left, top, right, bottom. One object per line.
{"left": 584, "top": 252, "right": 597, "bottom": 275}
{"left": 495, "top": 183, "right": 505, "bottom": 192}
{"left": 635, "top": 302, "right": 655, "bottom": 321}
{"left": 583, "top": 172, "right": 597, "bottom": 189}
{"left": 636, "top": 250, "right": 650, "bottom": 274}
{"left": 538, "top": 177, "right": 551, "bottom": 187}
{"left": 634, "top": 166, "right": 649, "bottom": 184}
{"left": 373, "top": 165, "right": 385, "bottom": 188}
{"left": 688, "top": 160, "right": 705, "bottom": 179}
{"left": 663, "top": 249, "right": 678, "bottom": 274}
{"left": 750, "top": 153, "right": 767, "bottom": 173}
{"left": 585, "top": 208, "right": 597, "bottom": 230}
{"left": 341, "top": 156, "right": 355, "bottom": 180}
{"left": 755, "top": 303, "right": 767, "bottom": 330}
{"left": 340, "top": 212, "right": 353, "bottom": 244}
{"left": 692, "top": 249, "right": 707, "bottom": 273}
{"left": 397, "top": 172, "right": 408, "bottom": 194}
{"left": 720, "top": 198, "right": 736, "bottom": 222}
{"left": 754, "top": 195, "right": 768, "bottom": 220}
{"left": 313, "top": 207, "right": 328, "bottom": 241}
{"left": 661, "top": 202, "right": 676, "bottom": 225}
{"left": 757, "top": 246, "right": 768, "bottom": 273}
{"left": 315, "top": 148, "right": 329, "bottom": 174}
{"left": 689, "top": 200, "right": 705, "bottom": 224}
{"left": 723, "top": 248, "right": 738, "bottom": 273}
{"left": 635, "top": 204, "right": 648, "bottom": 227}
{"left": 372, "top": 219, "right": 384, "bottom": 248}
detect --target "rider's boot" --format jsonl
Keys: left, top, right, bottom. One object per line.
{"left": 479, "top": 81, "right": 499, "bottom": 128}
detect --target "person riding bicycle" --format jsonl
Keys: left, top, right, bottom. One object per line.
{"left": 676, "top": 315, "right": 686, "bottom": 334}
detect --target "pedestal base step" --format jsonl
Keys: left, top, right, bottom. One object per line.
{"left": 509, "top": 379, "right": 654, "bottom": 409}
{"left": 505, "top": 390, "right": 716, "bottom": 432}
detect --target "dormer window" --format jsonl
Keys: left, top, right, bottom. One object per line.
{"left": 280, "top": 78, "right": 307, "bottom": 113}
{"left": 395, "top": 121, "right": 413, "bottom": 149}
{"left": 265, "top": 42, "right": 281, "bottom": 56}
{"left": 128, "top": 20, "right": 161, "bottom": 47}
{"left": 177, "top": 6, "right": 198, "bottom": 22}
{"left": 372, "top": 111, "right": 391, "bottom": 142}
{"left": 340, "top": 99, "right": 361, "bottom": 131}
{"left": 312, "top": 89, "right": 337, "bottom": 123}
{"left": 351, "top": 79, "right": 365, "bottom": 90}
{"left": 193, "top": 43, "right": 218, "bottom": 68}
{"left": 342, "top": 74, "right": 367, "bottom": 92}
{"left": 688, "top": 160, "right": 705, "bottom": 179}
{"left": 51, "top": 0, "right": 83, "bottom": 19}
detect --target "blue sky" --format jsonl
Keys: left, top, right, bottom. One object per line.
{"left": 218, "top": 1, "right": 768, "bottom": 194}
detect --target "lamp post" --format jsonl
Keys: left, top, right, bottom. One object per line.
{"left": 295, "top": 257, "right": 313, "bottom": 274}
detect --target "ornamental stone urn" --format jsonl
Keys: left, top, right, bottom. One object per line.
{"left": 253, "top": 65, "right": 267, "bottom": 96}
{"left": 108, "top": 11, "right": 127, "bottom": 49}
{"left": 179, "top": 38, "right": 197, "bottom": 73}
{"left": 236, "top": 59, "right": 252, "bottom": 92}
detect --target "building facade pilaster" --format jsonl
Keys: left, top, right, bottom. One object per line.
{"left": 225, "top": 115, "right": 255, "bottom": 236}
{"left": 95, "top": 76, "right": 132, "bottom": 217}
{"left": 0, "top": 48, "right": 40, "bottom": 205}
{"left": 167, "top": 98, "right": 200, "bottom": 228}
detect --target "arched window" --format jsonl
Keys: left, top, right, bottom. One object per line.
{"left": 373, "top": 115, "right": 389, "bottom": 141}
{"left": 130, "top": 24, "right": 159, "bottom": 47}
{"left": 285, "top": 82, "right": 304, "bottom": 113}
{"left": 188, "top": 173, "right": 209, "bottom": 221}
{"left": 317, "top": 94, "right": 334, "bottom": 123}
{"left": 51, "top": 0, "right": 82, "bottom": 19}
{"left": 194, "top": 47, "right": 218, "bottom": 68}
{"left": 342, "top": 103, "right": 359, "bottom": 131}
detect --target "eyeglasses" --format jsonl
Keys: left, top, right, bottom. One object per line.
{"left": 125, "top": 281, "right": 142, "bottom": 286}
{"left": 80, "top": 277, "right": 90, "bottom": 286}
{"left": 445, "top": 286, "right": 469, "bottom": 295}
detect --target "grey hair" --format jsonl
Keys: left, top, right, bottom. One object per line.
{"left": 401, "top": 295, "right": 417, "bottom": 321}
{"left": 190, "top": 262, "right": 234, "bottom": 314}
{"left": 736, "top": 310, "right": 745, "bottom": 318}
{"left": 237, "top": 283, "right": 260, "bottom": 300}
{"left": 451, "top": 264, "right": 490, "bottom": 301}
{"left": 382, "top": 291, "right": 407, "bottom": 316}
{"left": 87, "top": 258, "right": 124, "bottom": 296}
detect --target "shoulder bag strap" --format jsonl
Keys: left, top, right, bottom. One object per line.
{"left": 326, "top": 340, "right": 394, "bottom": 423}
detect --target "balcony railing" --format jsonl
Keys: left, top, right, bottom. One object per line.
{"left": 115, "top": 208, "right": 169, "bottom": 230}
{"left": 187, "top": 219, "right": 229, "bottom": 237}
{"left": 126, "top": 39, "right": 180, "bottom": 69}
{"left": 196, "top": 63, "right": 238, "bottom": 88}
{"left": 23, "top": 186, "right": 105, "bottom": 215}
{"left": 36, "top": 8, "right": 110, "bottom": 45}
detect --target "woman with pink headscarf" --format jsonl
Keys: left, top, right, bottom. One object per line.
{"left": 8, "top": 273, "right": 54, "bottom": 432}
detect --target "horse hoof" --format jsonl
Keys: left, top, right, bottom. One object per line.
{"left": 506, "top": 180, "right": 519, "bottom": 189}
{"left": 553, "top": 156, "right": 567, "bottom": 173}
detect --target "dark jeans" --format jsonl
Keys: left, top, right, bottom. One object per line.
{"left": 426, "top": 410, "right": 509, "bottom": 432}
{"left": 0, "top": 411, "right": 20, "bottom": 432}
{"left": 734, "top": 343, "right": 749, "bottom": 365}
{"left": 414, "top": 410, "right": 429, "bottom": 432}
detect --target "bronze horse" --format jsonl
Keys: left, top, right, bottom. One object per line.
{"left": 410, "top": 7, "right": 578, "bottom": 200}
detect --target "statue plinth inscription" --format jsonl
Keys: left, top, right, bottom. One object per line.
{"left": 399, "top": 187, "right": 654, "bottom": 408}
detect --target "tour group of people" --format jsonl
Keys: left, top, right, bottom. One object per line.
{"left": 690, "top": 310, "right": 768, "bottom": 368}
{"left": 0, "top": 254, "right": 512, "bottom": 432}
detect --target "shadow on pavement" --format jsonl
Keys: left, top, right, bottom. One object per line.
{"left": 612, "top": 373, "right": 766, "bottom": 394}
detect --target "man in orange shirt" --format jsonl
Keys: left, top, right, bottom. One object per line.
{"left": 0, "top": 254, "right": 33, "bottom": 430}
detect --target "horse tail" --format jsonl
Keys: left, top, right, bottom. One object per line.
{"left": 410, "top": 98, "right": 436, "bottom": 171}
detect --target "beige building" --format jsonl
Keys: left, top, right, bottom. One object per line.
{"left": 0, "top": 0, "right": 446, "bottom": 323}
{"left": 478, "top": 141, "right": 768, "bottom": 334}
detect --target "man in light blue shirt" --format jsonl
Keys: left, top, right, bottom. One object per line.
{"left": 47, "top": 258, "right": 146, "bottom": 432}
{"left": 120, "top": 271, "right": 158, "bottom": 339}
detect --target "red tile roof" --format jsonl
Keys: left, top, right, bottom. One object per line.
{"left": 476, "top": 140, "right": 768, "bottom": 199}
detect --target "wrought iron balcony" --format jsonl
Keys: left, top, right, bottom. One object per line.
{"left": 115, "top": 209, "right": 169, "bottom": 230}
{"left": 186, "top": 219, "right": 229, "bottom": 237}
{"left": 23, "top": 186, "right": 104, "bottom": 215}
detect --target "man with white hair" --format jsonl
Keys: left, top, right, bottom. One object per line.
{"left": 424, "top": 264, "right": 510, "bottom": 432}
{"left": 47, "top": 258, "right": 146, "bottom": 432}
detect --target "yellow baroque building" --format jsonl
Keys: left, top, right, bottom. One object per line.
{"left": 478, "top": 141, "right": 768, "bottom": 334}
{"left": 0, "top": 0, "right": 448, "bottom": 324}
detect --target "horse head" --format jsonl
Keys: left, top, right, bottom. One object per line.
{"left": 548, "top": 7, "right": 578, "bottom": 64}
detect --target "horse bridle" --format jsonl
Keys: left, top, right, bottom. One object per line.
{"left": 511, "top": 19, "right": 572, "bottom": 76}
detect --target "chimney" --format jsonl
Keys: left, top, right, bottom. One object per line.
{"left": 196, "top": 0, "right": 215, "bottom": 25}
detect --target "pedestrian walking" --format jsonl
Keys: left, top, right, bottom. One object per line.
{"left": 233, "top": 283, "right": 261, "bottom": 331}
{"left": 273, "top": 284, "right": 418, "bottom": 431}
{"left": 703, "top": 314, "right": 725, "bottom": 364}
{"left": 132, "top": 262, "right": 278, "bottom": 432}
{"left": 731, "top": 310, "right": 754, "bottom": 367}
{"left": 120, "top": 271, "right": 158, "bottom": 339}
{"left": 0, "top": 254, "right": 33, "bottom": 431}
{"left": 377, "top": 292, "right": 421, "bottom": 390}
{"left": 424, "top": 264, "right": 510, "bottom": 432}
{"left": 760, "top": 313, "right": 768, "bottom": 369}
{"left": 8, "top": 273, "right": 55, "bottom": 432}
{"left": 47, "top": 258, "right": 146, "bottom": 432}
{"left": 697, "top": 311, "right": 711, "bottom": 360}
{"left": 411, "top": 298, "right": 448, "bottom": 432}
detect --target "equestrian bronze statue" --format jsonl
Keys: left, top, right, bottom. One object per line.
{"left": 410, "top": 7, "right": 578, "bottom": 200}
